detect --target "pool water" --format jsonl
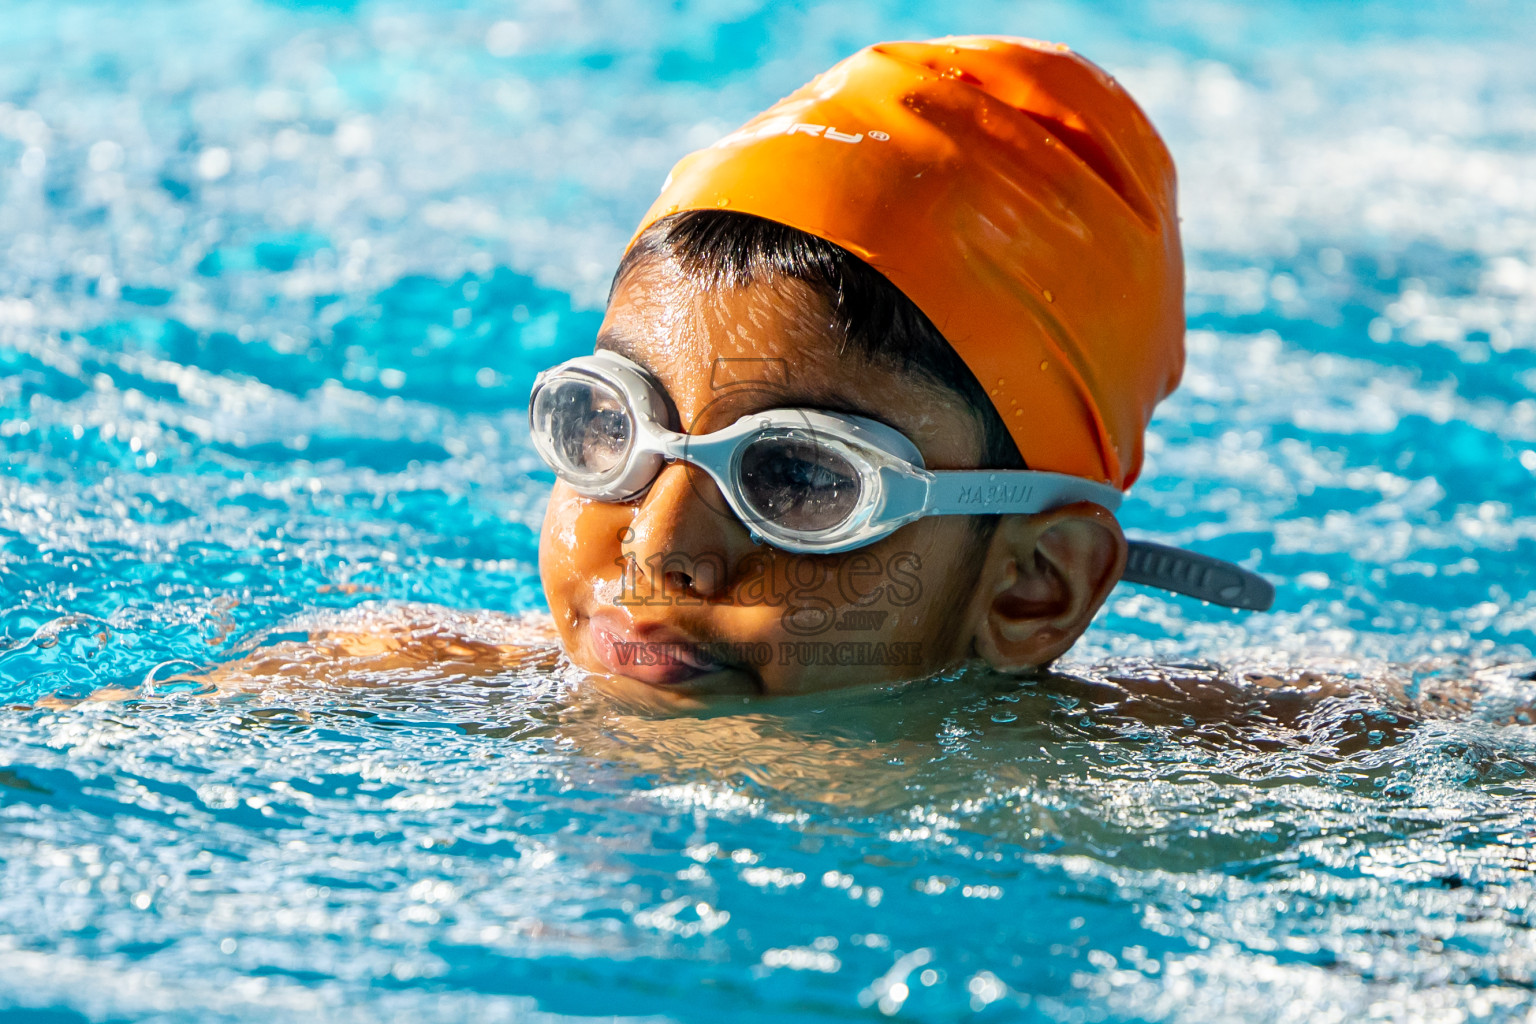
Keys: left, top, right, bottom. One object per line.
{"left": 2, "top": 1, "right": 1535, "bottom": 1021}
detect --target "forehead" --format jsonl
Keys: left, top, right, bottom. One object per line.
{"left": 596, "top": 259, "right": 983, "bottom": 468}
{"left": 599, "top": 260, "right": 856, "bottom": 399}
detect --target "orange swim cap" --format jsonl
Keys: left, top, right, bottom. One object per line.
{"left": 632, "top": 35, "right": 1184, "bottom": 489}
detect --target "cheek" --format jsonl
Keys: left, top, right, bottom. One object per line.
{"left": 752, "top": 521, "right": 982, "bottom": 693}
{"left": 856, "top": 521, "right": 984, "bottom": 649}
{"left": 538, "top": 484, "right": 632, "bottom": 626}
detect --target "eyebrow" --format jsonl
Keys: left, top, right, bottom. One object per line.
{"left": 593, "top": 328, "right": 653, "bottom": 374}
{"left": 592, "top": 329, "right": 912, "bottom": 431}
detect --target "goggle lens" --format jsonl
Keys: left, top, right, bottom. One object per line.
{"left": 737, "top": 432, "right": 863, "bottom": 534}
{"left": 532, "top": 372, "right": 634, "bottom": 485}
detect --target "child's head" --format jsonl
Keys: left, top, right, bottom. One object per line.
{"left": 537, "top": 36, "right": 1185, "bottom": 696}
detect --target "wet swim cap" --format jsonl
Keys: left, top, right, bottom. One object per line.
{"left": 632, "top": 35, "right": 1184, "bottom": 489}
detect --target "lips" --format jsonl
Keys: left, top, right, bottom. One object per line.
{"left": 588, "top": 609, "right": 727, "bottom": 686}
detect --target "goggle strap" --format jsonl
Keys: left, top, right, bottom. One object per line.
{"left": 923, "top": 470, "right": 1274, "bottom": 611}
{"left": 1122, "top": 540, "right": 1276, "bottom": 611}
{"left": 923, "top": 469, "right": 1125, "bottom": 515}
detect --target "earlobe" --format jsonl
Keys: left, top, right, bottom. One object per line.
{"left": 972, "top": 504, "right": 1127, "bottom": 672}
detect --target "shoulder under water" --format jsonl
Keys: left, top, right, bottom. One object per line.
{"left": 57, "top": 606, "right": 1536, "bottom": 879}
{"left": 3, "top": 620, "right": 1536, "bottom": 1019}
{"left": 6, "top": 604, "right": 1535, "bottom": 1017}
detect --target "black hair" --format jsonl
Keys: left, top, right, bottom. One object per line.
{"left": 612, "top": 210, "right": 1027, "bottom": 475}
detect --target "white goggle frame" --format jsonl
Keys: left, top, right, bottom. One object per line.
{"left": 529, "top": 350, "right": 1274, "bottom": 611}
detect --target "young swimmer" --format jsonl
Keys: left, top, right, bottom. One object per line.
{"left": 183, "top": 34, "right": 1287, "bottom": 704}
{"left": 530, "top": 35, "right": 1269, "bottom": 697}
{"left": 177, "top": 36, "right": 1533, "bottom": 734}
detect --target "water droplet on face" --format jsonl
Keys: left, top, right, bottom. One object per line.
{"left": 1043, "top": 289, "right": 1054, "bottom": 303}
{"left": 1040, "top": 360, "right": 1049, "bottom": 371}
{"left": 716, "top": 198, "right": 730, "bottom": 208}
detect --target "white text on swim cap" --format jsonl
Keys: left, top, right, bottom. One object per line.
{"left": 714, "top": 117, "right": 890, "bottom": 148}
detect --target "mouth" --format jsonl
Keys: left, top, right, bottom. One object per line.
{"left": 587, "top": 609, "right": 747, "bottom": 689}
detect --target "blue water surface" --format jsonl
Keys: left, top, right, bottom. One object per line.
{"left": 2, "top": 1, "right": 1535, "bottom": 1021}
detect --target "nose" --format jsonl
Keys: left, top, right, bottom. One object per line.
{"left": 622, "top": 461, "right": 747, "bottom": 603}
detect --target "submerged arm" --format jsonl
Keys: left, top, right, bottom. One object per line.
{"left": 199, "top": 605, "right": 563, "bottom": 693}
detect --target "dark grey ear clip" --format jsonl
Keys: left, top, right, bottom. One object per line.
{"left": 1121, "top": 541, "right": 1276, "bottom": 611}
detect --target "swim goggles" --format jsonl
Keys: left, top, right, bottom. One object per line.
{"left": 529, "top": 350, "right": 1274, "bottom": 611}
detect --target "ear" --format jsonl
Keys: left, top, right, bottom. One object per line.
{"left": 971, "top": 503, "right": 1127, "bottom": 671}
